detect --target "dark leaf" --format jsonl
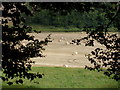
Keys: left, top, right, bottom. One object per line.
{"left": 7, "top": 82, "right": 13, "bottom": 85}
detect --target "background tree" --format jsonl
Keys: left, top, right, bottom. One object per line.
{"left": 25, "top": 8, "right": 110, "bottom": 30}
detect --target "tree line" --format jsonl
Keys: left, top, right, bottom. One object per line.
{"left": 25, "top": 8, "right": 119, "bottom": 31}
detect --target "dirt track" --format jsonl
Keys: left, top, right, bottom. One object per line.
{"left": 29, "top": 32, "right": 105, "bottom": 68}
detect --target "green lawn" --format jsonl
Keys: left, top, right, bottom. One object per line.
{"left": 2, "top": 67, "right": 119, "bottom": 88}
{"left": 29, "top": 25, "right": 81, "bottom": 32}
{"left": 28, "top": 24, "right": 119, "bottom": 32}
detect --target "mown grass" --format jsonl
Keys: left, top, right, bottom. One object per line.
{"left": 2, "top": 67, "right": 119, "bottom": 88}
{"left": 29, "top": 24, "right": 119, "bottom": 32}
{"left": 29, "top": 25, "right": 81, "bottom": 32}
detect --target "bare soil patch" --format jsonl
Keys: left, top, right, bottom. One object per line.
{"left": 29, "top": 32, "right": 105, "bottom": 68}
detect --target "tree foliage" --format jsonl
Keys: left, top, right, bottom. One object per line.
{"left": 84, "top": 31, "right": 120, "bottom": 81}
{"left": 2, "top": 2, "right": 51, "bottom": 85}
{"left": 25, "top": 9, "right": 110, "bottom": 29}
{"left": 71, "top": 2, "right": 120, "bottom": 81}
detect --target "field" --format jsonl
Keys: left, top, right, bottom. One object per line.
{"left": 2, "top": 32, "right": 120, "bottom": 88}
{"left": 29, "top": 32, "right": 105, "bottom": 68}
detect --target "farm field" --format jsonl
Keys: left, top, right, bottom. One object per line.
{"left": 2, "top": 32, "right": 119, "bottom": 88}
{"left": 28, "top": 32, "right": 106, "bottom": 68}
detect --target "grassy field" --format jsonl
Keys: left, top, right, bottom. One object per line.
{"left": 28, "top": 24, "right": 119, "bottom": 32}
{"left": 29, "top": 25, "right": 81, "bottom": 32}
{"left": 2, "top": 67, "right": 119, "bottom": 88}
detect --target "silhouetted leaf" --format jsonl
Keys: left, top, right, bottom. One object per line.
{"left": 7, "top": 82, "right": 13, "bottom": 85}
